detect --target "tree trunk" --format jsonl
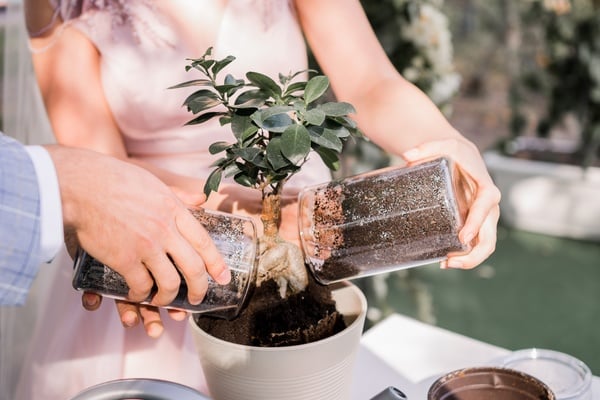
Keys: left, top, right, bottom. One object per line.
{"left": 261, "top": 192, "right": 280, "bottom": 242}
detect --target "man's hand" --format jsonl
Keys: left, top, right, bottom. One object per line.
{"left": 47, "top": 145, "right": 231, "bottom": 337}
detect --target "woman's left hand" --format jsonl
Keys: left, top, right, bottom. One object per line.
{"left": 81, "top": 293, "right": 188, "bottom": 339}
{"left": 402, "top": 138, "right": 501, "bottom": 270}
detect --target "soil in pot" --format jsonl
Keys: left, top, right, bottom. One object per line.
{"left": 194, "top": 273, "right": 347, "bottom": 347}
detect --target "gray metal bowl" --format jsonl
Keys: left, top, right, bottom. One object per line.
{"left": 69, "top": 378, "right": 210, "bottom": 400}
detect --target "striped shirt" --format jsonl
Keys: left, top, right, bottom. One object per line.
{"left": 0, "top": 134, "right": 42, "bottom": 305}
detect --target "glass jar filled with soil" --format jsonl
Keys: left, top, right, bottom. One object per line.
{"left": 72, "top": 209, "right": 258, "bottom": 319}
{"left": 298, "top": 157, "right": 471, "bottom": 284}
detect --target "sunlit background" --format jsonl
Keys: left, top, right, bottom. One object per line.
{"left": 1, "top": 0, "right": 599, "bottom": 375}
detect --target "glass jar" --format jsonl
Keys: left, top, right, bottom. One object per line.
{"left": 298, "top": 157, "right": 470, "bottom": 284}
{"left": 72, "top": 209, "right": 258, "bottom": 319}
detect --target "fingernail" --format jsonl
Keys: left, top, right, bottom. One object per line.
{"left": 216, "top": 267, "right": 232, "bottom": 285}
{"left": 172, "top": 312, "right": 187, "bottom": 321}
{"left": 122, "top": 311, "right": 139, "bottom": 328}
{"left": 189, "top": 297, "right": 202, "bottom": 306}
{"left": 147, "top": 322, "right": 164, "bottom": 338}
{"left": 402, "top": 149, "right": 420, "bottom": 160}
{"left": 83, "top": 294, "right": 99, "bottom": 308}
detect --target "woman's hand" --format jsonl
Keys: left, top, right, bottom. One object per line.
{"left": 402, "top": 138, "right": 501, "bottom": 270}
{"left": 81, "top": 294, "right": 188, "bottom": 339}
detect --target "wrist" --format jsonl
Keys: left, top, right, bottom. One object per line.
{"left": 43, "top": 144, "right": 82, "bottom": 232}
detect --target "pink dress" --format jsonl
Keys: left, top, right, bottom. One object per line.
{"left": 16, "top": 1, "right": 330, "bottom": 399}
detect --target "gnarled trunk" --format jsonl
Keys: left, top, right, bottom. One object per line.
{"left": 261, "top": 192, "right": 280, "bottom": 243}
{"left": 256, "top": 191, "right": 308, "bottom": 297}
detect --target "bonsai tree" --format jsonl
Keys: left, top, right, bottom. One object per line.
{"left": 171, "top": 47, "right": 362, "bottom": 299}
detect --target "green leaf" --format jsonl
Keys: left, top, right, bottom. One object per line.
{"left": 234, "top": 172, "right": 257, "bottom": 187}
{"left": 233, "top": 148, "right": 267, "bottom": 167}
{"left": 233, "top": 89, "right": 270, "bottom": 109}
{"left": 223, "top": 163, "right": 242, "bottom": 178}
{"left": 203, "top": 168, "right": 222, "bottom": 197}
{"left": 308, "top": 126, "right": 343, "bottom": 152}
{"left": 304, "top": 76, "right": 329, "bottom": 104}
{"left": 266, "top": 137, "right": 290, "bottom": 170}
{"left": 281, "top": 125, "right": 311, "bottom": 165}
{"left": 318, "top": 102, "right": 356, "bottom": 117}
{"left": 168, "top": 79, "right": 212, "bottom": 89}
{"left": 303, "top": 108, "right": 326, "bottom": 126}
{"left": 231, "top": 114, "right": 258, "bottom": 142}
{"left": 322, "top": 121, "right": 351, "bottom": 138}
{"left": 246, "top": 72, "right": 282, "bottom": 99}
{"left": 184, "top": 111, "right": 227, "bottom": 126}
{"left": 219, "top": 116, "right": 231, "bottom": 126}
{"left": 257, "top": 105, "right": 294, "bottom": 120}
{"left": 269, "top": 170, "right": 295, "bottom": 184}
{"left": 263, "top": 114, "right": 294, "bottom": 133}
{"left": 208, "top": 141, "right": 230, "bottom": 155}
{"left": 209, "top": 157, "right": 227, "bottom": 168}
{"left": 215, "top": 83, "right": 244, "bottom": 95}
{"left": 241, "top": 126, "right": 259, "bottom": 143}
{"left": 330, "top": 115, "right": 358, "bottom": 129}
{"left": 283, "top": 69, "right": 316, "bottom": 83}
{"left": 183, "top": 89, "right": 221, "bottom": 114}
{"left": 215, "top": 74, "right": 245, "bottom": 96}
{"left": 193, "top": 59, "right": 215, "bottom": 72}
{"left": 327, "top": 116, "right": 363, "bottom": 138}
{"left": 313, "top": 146, "right": 340, "bottom": 171}
{"left": 212, "top": 55, "right": 236, "bottom": 75}
{"left": 224, "top": 74, "right": 237, "bottom": 85}
{"left": 283, "top": 81, "right": 307, "bottom": 96}
{"left": 252, "top": 111, "right": 293, "bottom": 133}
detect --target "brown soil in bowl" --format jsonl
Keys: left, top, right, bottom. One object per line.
{"left": 428, "top": 367, "right": 555, "bottom": 400}
{"left": 194, "top": 274, "right": 347, "bottom": 347}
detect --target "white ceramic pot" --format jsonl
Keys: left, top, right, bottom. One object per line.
{"left": 189, "top": 283, "right": 367, "bottom": 400}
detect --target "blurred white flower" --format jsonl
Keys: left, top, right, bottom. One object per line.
{"left": 402, "top": 66, "right": 421, "bottom": 82}
{"left": 430, "top": 71, "right": 461, "bottom": 105}
{"left": 398, "top": 0, "right": 461, "bottom": 108}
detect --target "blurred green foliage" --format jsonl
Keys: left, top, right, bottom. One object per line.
{"left": 511, "top": 0, "right": 600, "bottom": 167}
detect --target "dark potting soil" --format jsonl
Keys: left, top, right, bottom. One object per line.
{"left": 194, "top": 275, "right": 347, "bottom": 347}
{"left": 310, "top": 158, "right": 468, "bottom": 282}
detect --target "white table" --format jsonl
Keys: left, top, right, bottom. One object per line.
{"left": 351, "top": 313, "right": 600, "bottom": 399}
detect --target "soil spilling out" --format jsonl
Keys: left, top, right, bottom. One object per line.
{"left": 195, "top": 274, "right": 346, "bottom": 347}
{"left": 308, "top": 158, "right": 468, "bottom": 283}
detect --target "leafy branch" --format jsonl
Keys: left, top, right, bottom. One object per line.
{"left": 170, "top": 47, "right": 362, "bottom": 199}
{"left": 171, "top": 48, "right": 363, "bottom": 296}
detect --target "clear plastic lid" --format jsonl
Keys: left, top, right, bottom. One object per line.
{"left": 499, "top": 349, "right": 592, "bottom": 400}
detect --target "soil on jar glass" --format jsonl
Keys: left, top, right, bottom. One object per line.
{"left": 310, "top": 158, "right": 466, "bottom": 282}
